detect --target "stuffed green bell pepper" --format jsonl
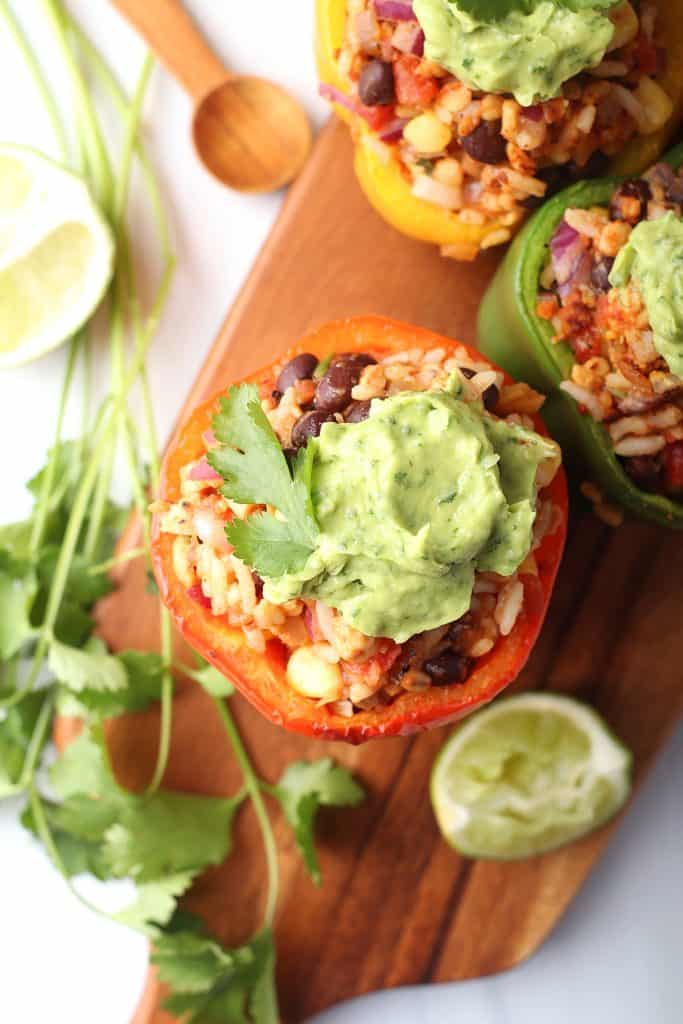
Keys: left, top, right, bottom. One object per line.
{"left": 478, "top": 142, "right": 683, "bottom": 527}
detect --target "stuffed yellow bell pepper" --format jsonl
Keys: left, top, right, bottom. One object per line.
{"left": 316, "top": 0, "right": 683, "bottom": 260}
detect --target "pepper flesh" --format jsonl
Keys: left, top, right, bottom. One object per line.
{"left": 478, "top": 145, "right": 683, "bottom": 527}
{"left": 152, "top": 316, "right": 567, "bottom": 743}
{"left": 315, "top": 0, "right": 683, "bottom": 259}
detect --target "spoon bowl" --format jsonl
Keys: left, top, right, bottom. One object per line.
{"left": 192, "top": 76, "right": 312, "bottom": 193}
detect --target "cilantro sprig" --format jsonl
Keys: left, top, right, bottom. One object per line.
{"left": 208, "top": 385, "right": 318, "bottom": 577}
{"left": 0, "top": 7, "right": 365, "bottom": 1021}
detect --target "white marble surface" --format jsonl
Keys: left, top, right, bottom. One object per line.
{"left": 0, "top": 3, "right": 681, "bottom": 1022}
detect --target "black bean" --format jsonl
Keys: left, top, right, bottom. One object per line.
{"left": 276, "top": 352, "right": 318, "bottom": 393}
{"left": 609, "top": 179, "right": 651, "bottom": 222}
{"left": 290, "top": 410, "right": 336, "bottom": 448}
{"left": 423, "top": 650, "right": 472, "bottom": 686}
{"left": 358, "top": 60, "right": 395, "bottom": 106}
{"left": 522, "top": 165, "right": 570, "bottom": 209}
{"left": 344, "top": 399, "right": 372, "bottom": 423}
{"left": 251, "top": 572, "right": 264, "bottom": 600}
{"left": 271, "top": 389, "right": 282, "bottom": 403}
{"left": 591, "top": 256, "right": 615, "bottom": 292}
{"left": 314, "top": 353, "right": 377, "bottom": 413}
{"left": 460, "top": 366, "right": 476, "bottom": 379}
{"left": 568, "top": 150, "right": 610, "bottom": 181}
{"left": 482, "top": 382, "right": 499, "bottom": 412}
{"left": 623, "top": 454, "right": 662, "bottom": 493}
{"left": 461, "top": 119, "right": 507, "bottom": 165}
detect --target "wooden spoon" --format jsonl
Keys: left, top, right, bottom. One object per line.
{"left": 112, "top": 0, "right": 312, "bottom": 193}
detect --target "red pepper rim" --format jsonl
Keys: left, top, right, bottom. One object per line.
{"left": 152, "top": 316, "right": 568, "bottom": 743}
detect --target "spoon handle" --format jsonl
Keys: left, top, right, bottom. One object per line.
{"left": 112, "top": 0, "right": 228, "bottom": 100}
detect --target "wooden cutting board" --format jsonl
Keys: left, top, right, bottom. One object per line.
{"left": 93, "top": 118, "right": 683, "bottom": 1024}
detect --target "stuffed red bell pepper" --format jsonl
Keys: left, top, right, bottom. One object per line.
{"left": 479, "top": 144, "right": 683, "bottom": 527}
{"left": 152, "top": 317, "right": 567, "bottom": 743}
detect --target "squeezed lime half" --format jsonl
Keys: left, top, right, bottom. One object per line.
{"left": 0, "top": 144, "right": 114, "bottom": 368}
{"left": 431, "top": 693, "right": 632, "bottom": 860}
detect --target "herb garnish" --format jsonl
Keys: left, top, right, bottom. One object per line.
{"left": 209, "top": 384, "right": 319, "bottom": 577}
{"left": 0, "top": 5, "right": 364, "bottom": 1020}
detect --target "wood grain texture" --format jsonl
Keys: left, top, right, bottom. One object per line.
{"left": 93, "top": 119, "right": 683, "bottom": 1023}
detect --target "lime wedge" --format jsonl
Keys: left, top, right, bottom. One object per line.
{"left": 0, "top": 144, "right": 114, "bottom": 368}
{"left": 431, "top": 693, "right": 632, "bottom": 860}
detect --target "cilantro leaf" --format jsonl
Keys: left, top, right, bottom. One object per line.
{"left": 185, "top": 661, "right": 235, "bottom": 698}
{"left": 0, "top": 692, "right": 51, "bottom": 797}
{"left": 113, "top": 872, "right": 197, "bottom": 933}
{"left": 274, "top": 759, "right": 365, "bottom": 884}
{"left": 48, "top": 636, "right": 128, "bottom": 694}
{"left": 21, "top": 801, "right": 112, "bottom": 879}
{"left": 37, "top": 547, "right": 114, "bottom": 606}
{"left": 103, "top": 791, "right": 241, "bottom": 882}
{"left": 227, "top": 511, "right": 316, "bottom": 579}
{"left": 154, "top": 928, "right": 278, "bottom": 1024}
{"left": 57, "top": 650, "right": 169, "bottom": 721}
{"left": 208, "top": 385, "right": 318, "bottom": 576}
{"left": 0, "top": 568, "right": 37, "bottom": 659}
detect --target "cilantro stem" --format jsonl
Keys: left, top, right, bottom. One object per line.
{"left": 86, "top": 546, "right": 146, "bottom": 576}
{"left": 41, "top": 0, "right": 114, "bottom": 213}
{"left": 17, "top": 691, "right": 55, "bottom": 790}
{"left": 28, "top": 783, "right": 111, "bottom": 923}
{"left": 0, "top": 0, "right": 70, "bottom": 163}
{"left": 29, "top": 333, "right": 82, "bottom": 557}
{"left": 212, "top": 699, "right": 279, "bottom": 928}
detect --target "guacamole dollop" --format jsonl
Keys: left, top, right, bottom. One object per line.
{"left": 264, "top": 382, "right": 558, "bottom": 644}
{"left": 609, "top": 212, "right": 683, "bottom": 379}
{"left": 412, "top": 0, "right": 617, "bottom": 106}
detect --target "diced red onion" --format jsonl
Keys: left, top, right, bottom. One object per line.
{"left": 202, "top": 429, "right": 217, "bottom": 447}
{"left": 378, "top": 117, "right": 409, "bottom": 142}
{"left": 391, "top": 21, "right": 422, "bottom": 54}
{"left": 412, "top": 28, "right": 425, "bottom": 56}
{"left": 550, "top": 219, "right": 592, "bottom": 298}
{"left": 315, "top": 601, "right": 339, "bottom": 647}
{"left": 374, "top": 0, "right": 415, "bottom": 20}
{"left": 304, "top": 605, "right": 324, "bottom": 643}
{"left": 318, "top": 82, "right": 356, "bottom": 113}
{"left": 522, "top": 104, "right": 544, "bottom": 122}
{"left": 188, "top": 457, "right": 221, "bottom": 482}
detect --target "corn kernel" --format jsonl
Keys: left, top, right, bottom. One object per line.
{"left": 286, "top": 646, "right": 344, "bottom": 701}
{"left": 634, "top": 77, "right": 674, "bottom": 134}
{"left": 403, "top": 112, "right": 452, "bottom": 156}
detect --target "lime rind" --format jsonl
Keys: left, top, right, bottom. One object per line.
{"left": 431, "top": 693, "right": 632, "bottom": 861}
{"left": 0, "top": 143, "right": 115, "bottom": 369}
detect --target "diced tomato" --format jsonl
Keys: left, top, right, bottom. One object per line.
{"left": 355, "top": 102, "right": 396, "bottom": 131}
{"left": 341, "top": 641, "right": 401, "bottom": 687}
{"left": 393, "top": 55, "right": 439, "bottom": 108}
{"left": 571, "top": 333, "right": 603, "bottom": 363}
{"left": 187, "top": 584, "right": 212, "bottom": 610}
{"left": 662, "top": 442, "right": 683, "bottom": 493}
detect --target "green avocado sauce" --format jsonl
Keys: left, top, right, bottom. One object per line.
{"left": 264, "top": 378, "right": 558, "bottom": 643}
{"left": 412, "top": 0, "right": 618, "bottom": 107}
{"left": 609, "top": 212, "right": 683, "bottom": 380}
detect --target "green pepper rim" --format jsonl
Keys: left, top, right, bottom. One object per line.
{"left": 478, "top": 142, "right": 683, "bottom": 528}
